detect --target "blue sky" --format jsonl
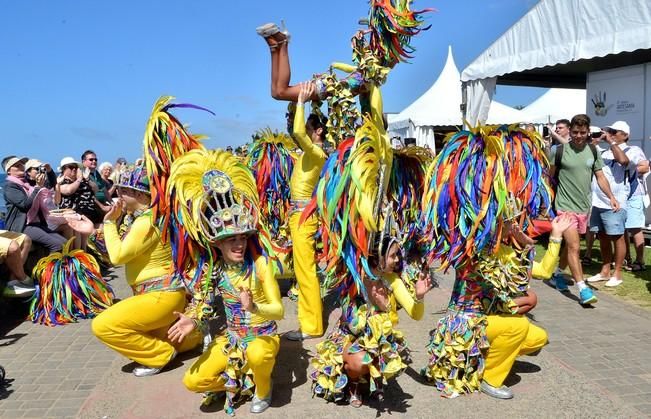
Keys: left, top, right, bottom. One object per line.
{"left": 0, "top": 0, "right": 543, "bottom": 165}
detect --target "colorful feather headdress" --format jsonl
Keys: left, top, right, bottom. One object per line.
{"left": 364, "top": 0, "right": 432, "bottom": 67}
{"left": 245, "top": 128, "right": 297, "bottom": 243}
{"left": 142, "top": 96, "right": 213, "bottom": 239}
{"left": 420, "top": 125, "right": 553, "bottom": 271}
{"left": 168, "top": 149, "right": 278, "bottom": 285}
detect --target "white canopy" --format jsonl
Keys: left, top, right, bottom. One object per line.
{"left": 460, "top": 0, "right": 651, "bottom": 125}
{"left": 389, "top": 46, "right": 524, "bottom": 149}
{"left": 520, "top": 88, "right": 586, "bottom": 124}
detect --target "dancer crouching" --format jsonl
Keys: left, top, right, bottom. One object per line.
{"left": 166, "top": 149, "right": 283, "bottom": 415}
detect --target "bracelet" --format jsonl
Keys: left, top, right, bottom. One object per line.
{"left": 549, "top": 236, "right": 562, "bottom": 243}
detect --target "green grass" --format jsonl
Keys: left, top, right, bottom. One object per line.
{"left": 534, "top": 242, "right": 651, "bottom": 310}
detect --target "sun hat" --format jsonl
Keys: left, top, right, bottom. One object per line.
{"left": 25, "top": 159, "right": 43, "bottom": 171}
{"left": 58, "top": 157, "right": 82, "bottom": 172}
{"left": 2, "top": 156, "right": 29, "bottom": 172}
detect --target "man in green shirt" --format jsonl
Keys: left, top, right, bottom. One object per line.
{"left": 549, "top": 114, "right": 620, "bottom": 305}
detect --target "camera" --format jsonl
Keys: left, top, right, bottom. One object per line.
{"left": 591, "top": 131, "right": 603, "bottom": 139}
{"left": 38, "top": 166, "right": 47, "bottom": 174}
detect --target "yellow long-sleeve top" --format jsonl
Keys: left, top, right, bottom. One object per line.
{"left": 104, "top": 209, "right": 173, "bottom": 287}
{"left": 385, "top": 272, "right": 425, "bottom": 325}
{"left": 495, "top": 241, "right": 562, "bottom": 280}
{"left": 290, "top": 104, "right": 327, "bottom": 200}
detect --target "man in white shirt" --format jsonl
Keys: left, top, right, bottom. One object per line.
{"left": 587, "top": 121, "right": 640, "bottom": 287}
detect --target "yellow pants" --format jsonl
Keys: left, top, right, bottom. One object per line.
{"left": 483, "top": 314, "right": 548, "bottom": 387}
{"left": 289, "top": 211, "right": 323, "bottom": 336}
{"left": 92, "top": 290, "right": 201, "bottom": 368}
{"left": 183, "top": 334, "right": 280, "bottom": 399}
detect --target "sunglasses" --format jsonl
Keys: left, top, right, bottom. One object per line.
{"left": 63, "top": 165, "right": 78, "bottom": 170}
{"left": 86, "top": 158, "right": 97, "bottom": 161}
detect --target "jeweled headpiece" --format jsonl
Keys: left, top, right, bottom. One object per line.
{"left": 200, "top": 170, "right": 258, "bottom": 241}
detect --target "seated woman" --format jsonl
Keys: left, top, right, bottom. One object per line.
{"left": 2, "top": 155, "right": 67, "bottom": 253}
{"left": 0, "top": 230, "right": 34, "bottom": 296}
{"left": 165, "top": 149, "right": 283, "bottom": 415}
{"left": 90, "top": 166, "right": 200, "bottom": 377}
{"left": 311, "top": 234, "right": 432, "bottom": 407}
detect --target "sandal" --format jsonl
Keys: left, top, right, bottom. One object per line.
{"left": 349, "top": 382, "right": 362, "bottom": 408}
{"left": 256, "top": 23, "right": 280, "bottom": 38}
{"left": 627, "top": 261, "right": 646, "bottom": 272}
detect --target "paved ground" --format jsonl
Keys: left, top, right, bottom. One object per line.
{"left": 1, "top": 266, "right": 650, "bottom": 418}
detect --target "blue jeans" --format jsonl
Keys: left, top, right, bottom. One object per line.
{"left": 589, "top": 207, "right": 627, "bottom": 236}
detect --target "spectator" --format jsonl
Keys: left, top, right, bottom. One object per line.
{"left": 546, "top": 118, "right": 571, "bottom": 146}
{"left": 606, "top": 121, "right": 650, "bottom": 273}
{"left": 2, "top": 155, "right": 67, "bottom": 253}
{"left": 0, "top": 230, "right": 35, "bottom": 296}
{"left": 24, "top": 159, "right": 57, "bottom": 189}
{"left": 24, "top": 159, "right": 74, "bottom": 239}
{"left": 585, "top": 121, "right": 634, "bottom": 288}
{"left": 548, "top": 114, "right": 620, "bottom": 305}
{"left": 582, "top": 126, "right": 607, "bottom": 264}
{"left": 99, "top": 162, "right": 117, "bottom": 199}
{"left": 226, "top": 146, "right": 234, "bottom": 154}
{"left": 67, "top": 155, "right": 108, "bottom": 226}
{"left": 110, "top": 157, "right": 128, "bottom": 185}
{"left": 81, "top": 150, "right": 111, "bottom": 210}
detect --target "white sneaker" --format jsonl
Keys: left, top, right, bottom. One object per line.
{"left": 604, "top": 277, "right": 623, "bottom": 287}
{"left": 586, "top": 274, "right": 608, "bottom": 283}
{"left": 3, "top": 279, "right": 36, "bottom": 297}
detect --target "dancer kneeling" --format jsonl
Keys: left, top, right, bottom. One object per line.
{"left": 311, "top": 235, "right": 432, "bottom": 407}
{"left": 166, "top": 150, "right": 283, "bottom": 415}
{"left": 91, "top": 166, "right": 201, "bottom": 376}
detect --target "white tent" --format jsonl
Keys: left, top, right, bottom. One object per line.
{"left": 389, "top": 46, "right": 525, "bottom": 149}
{"left": 520, "top": 88, "right": 586, "bottom": 124}
{"left": 460, "top": 0, "right": 651, "bottom": 125}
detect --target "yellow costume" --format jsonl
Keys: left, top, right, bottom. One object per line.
{"left": 92, "top": 209, "right": 200, "bottom": 369}
{"left": 311, "top": 270, "right": 423, "bottom": 401}
{"left": 289, "top": 103, "right": 327, "bottom": 336}
{"left": 168, "top": 149, "right": 283, "bottom": 415}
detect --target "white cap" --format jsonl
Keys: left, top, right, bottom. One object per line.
{"left": 604, "top": 121, "right": 630, "bottom": 135}
{"left": 58, "top": 157, "right": 82, "bottom": 172}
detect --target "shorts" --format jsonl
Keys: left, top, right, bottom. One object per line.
{"left": 590, "top": 207, "right": 627, "bottom": 236}
{"left": 556, "top": 210, "right": 589, "bottom": 234}
{"left": 0, "top": 230, "right": 27, "bottom": 260}
{"left": 625, "top": 195, "right": 646, "bottom": 229}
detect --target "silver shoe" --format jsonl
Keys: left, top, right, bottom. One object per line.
{"left": 132, "top": 365, "right": 162, "bottom": 377}
{"left": 256, "top": 23, "right": 280, "bottom": 37}
{"left": 284, "top": 330, "right": 320, "bottom": 341}
{"left": 480, "top": 381, "right": 513, "bottom": 399}
{"left": 250, "top": 394, "right": 271, "bottom": 414}
{"left": 132, "top": 350, "right": 177, "bottom": 377}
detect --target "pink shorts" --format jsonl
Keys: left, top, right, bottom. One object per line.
{"left": 556, "top": 210, "right": 588, "bottom": 234}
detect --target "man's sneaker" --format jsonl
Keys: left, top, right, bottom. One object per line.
{"left": 3, "top": 279, "right": 36, "bottom": 297}
{"left": 604, "top": 277, "right": 623, "bottom": 287}
{"left": 551, "top": 273, "right": 569, "bottom": 292}
{"left": 579, "top": 287, "right": 598, "bottom": 305}
{"left": 586, "top": 273, "right": 608, "bottom": 283}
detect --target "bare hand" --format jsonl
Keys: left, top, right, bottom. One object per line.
{"left": 610, "top": 197, "right": 621, "bottom": 212}
{"left": 104, "top": 199, "right": 124, "bottom": 222}
{"left": 167, "top": 311, "right": 196, "bottom": 344}
{"left": 65, "top": 214, "right": 95, "bottom": 234}
{"left": 297, "top": 82, "right": 315, "bottom": 105}
{"left": 83, "top": 168, "right": 91, "bottom": 180}
{"left": 414, "top": 271, "right": 432, "bottom": 300}
{"left": 35, "top": 173, "right": 46, "bottom": 187}
{"left": 550, "top": 213, "right": 573, "bottom": 238}
{"left": 239, "top": 287, "right": 254, "bottom": 311}
{"left": 367, "top": 280, "right": 390, "bottom": 312}
{"left": 76, "top": 169, "right": 83, "bottom": 181}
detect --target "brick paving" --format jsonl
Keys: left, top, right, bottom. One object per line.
{"left": 1, "top": 267, "right": 650, "bottom": 418}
